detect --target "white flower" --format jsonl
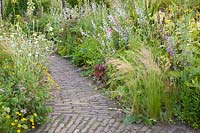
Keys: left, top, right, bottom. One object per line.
{"left": 4, "top": 107, "right": 10, "bottom": 113}
{"left": 20, "top": 109, "right": 27, "bottom": 114}
{"left": 107, "top": 28, "right": 112, "bottom": 40}
{"left": 80, "top": 27, "right": 88, "bottom": 36}
{"left": 0, "top": 88, "right": 4, "bottom": 93}
{"left": 34, "top": 41, "right": 38, "bottom": 44}
{"left": 28, "top": 53, "right": 32, "bottom": 57}
{"left": 19, "top": 87, "right": 26, "bottom": 91}
{"left": 108, "top": 15, "right": 115, "bottom": 24}
{"left": 91, "top": 2, "right": 97, "bottom": 12}
{"left": 197, "top": 22, "right": 200, "bottom": 31}
{"left": 91, "top": 20, "right": 96, "bottom": 30}
{"left": 116, "top": 7, "right": 126, "bottom": 18}
{"left": 49, "top": 27, "right": 53, "bottom": 32}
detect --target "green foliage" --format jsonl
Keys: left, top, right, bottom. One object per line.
{"left": 57, "top": 20, "right": 80, "bottom": 56}
{"left": 124, "top": 114, "right": 157, "bottom": 125}
{"left": 156, "top": 5, "right": 200, "bottom": 128}
{"left": 29, "top": 12, "right": 61, "bottom": 35}
{"left": 40, "top": 0, "right": 52, "bottom": 12}
{"left": 57, "top": 3, "right": 107, "bottom": 67}
{"left": 0, "top": 26, "right": 53, "bottom": 132}
{"left": 4, "top": 0, "right": 28, "bottom": 18}
{"left": 66, "top": 0, "right": 79, "bottom": 7}
{"left": 4, "top": 0, "right": 52, "bottom": 22}
{"left": 66, "top": 0, "right": 111, "bottom": 7}
{"left": 72, "top": 37, "right": 104, "bottom": 67}
{"left": 175, "top": 66, "right": 200, "bottom": 129}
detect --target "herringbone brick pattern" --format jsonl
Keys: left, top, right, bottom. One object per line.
{"left": 34, "top": 55, "right": 198, "bottom": 133}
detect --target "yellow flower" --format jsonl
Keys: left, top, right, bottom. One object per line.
{"left": 30, "top": 118, "right": 34, "bottom": 123}
{"left": 32, "top": 126, "right": 35, "bottom": 129}
{"left": 198, "top": 13, "right": 200, "bottom": 17}
{"left": 11, "top": 123, "right": 15, "bottom": 126}
{"left": 6, "top": 115, "right": 11, "bottom": 119}
{"left": 18, "top": 113, "right": 22, "bottom": 116}
{"left": 32, "top": 122, "right": 35, "bottom": 125}
{"left": 16, "top": 112, "right": 20, "bottom": 115}
{"left": 169, "top": 8, "right": 173, "bottom": 13}
{"left": 17, "top": 129, "right": 21, "bottom": 133}
{"left": 165, "top": 19, "right": 171, "bottom": 24}
{"left": 33, "top": 113, "right": 37, "bottom": 117}
{"left": 21, "top": 118, "right": 27, "bottom": 121}
{"left": 16, "top": 15, "right": 20, "bottom": 18}
{"left": 12, "top": 0, "right": 17, "bottom": 4}
{"left": 17, "top": 124, "right": 22, "bottom": 128}
{"left": 15, "top": 119, "right": 18, "bottom": 123}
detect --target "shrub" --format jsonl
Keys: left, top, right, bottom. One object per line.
{"left": 176, "top": 66, "right": 200, "bottom": 129}
{"left": 72, "top": 37, "right": 104, "bottom": 67}
{"left": 57, "top": 20, "right": 81, "bottom": 56}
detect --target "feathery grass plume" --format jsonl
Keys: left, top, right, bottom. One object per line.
{"left": 136, "top": 48, "right": 163, "bottom": 119}
{"left": 0, "top": 36, "right": 14, "bottom": 68}
{"left": 106, "top": 57, "right": 134, "bottom": 76}
{"left": 137, "top": 47, "right": 161, "bottom": 74}
{"left": 0, "top": 37, "right": 14, "bottom": 57}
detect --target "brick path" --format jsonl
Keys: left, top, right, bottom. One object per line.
{"left": 35, "top": 55, "right": 199, "bottom": 133}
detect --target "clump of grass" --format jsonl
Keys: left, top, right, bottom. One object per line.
{"left": 106, "top": 47, "right": 168, "bottom": 120}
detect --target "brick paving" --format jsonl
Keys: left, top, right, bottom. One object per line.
{"left": 34, "top": 54, "right": 199, "bottom": 133}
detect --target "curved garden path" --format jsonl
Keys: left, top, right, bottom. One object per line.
{"left": 35, "top": 54, "right": 198, "bottom": 133}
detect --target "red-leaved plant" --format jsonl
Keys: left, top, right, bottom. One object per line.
{"left": 94, "top": 64, "right": 105, "bottom": 80}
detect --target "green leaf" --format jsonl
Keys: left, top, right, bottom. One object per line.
{"left": 124, "top": 115, "right": 143, "bottom": 124}
{"left": 22, "top": 124, "right": 28, "bottom": 129}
